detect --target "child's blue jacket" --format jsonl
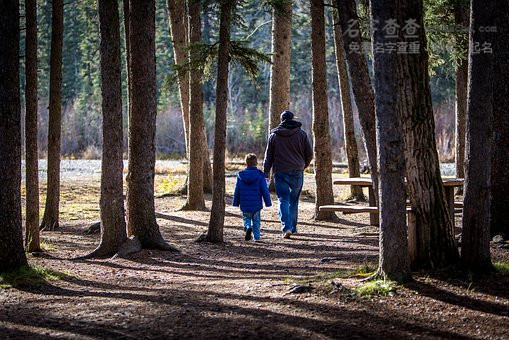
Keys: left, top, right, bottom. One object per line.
{"left": 232, "top": 166, "right": 272, "bottom": 213}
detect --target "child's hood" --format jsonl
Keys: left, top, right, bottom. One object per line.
{"left": 237, "top": 166, "right": 263, "bottom": 184}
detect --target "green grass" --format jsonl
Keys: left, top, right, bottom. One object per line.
{"left": 494, "top": 261, "right": 509, "bottom": 274}
{"left": 40, "top": 240, "right": 56, "bottom": 252}
{"left": 283, "top": 262, "right": 378, "bottom": 284}
{"left": 356, "top": 279, "right": 398, "bottom": 297}
{"left": 0, "top": 265, "right": 67, "bottom": 289}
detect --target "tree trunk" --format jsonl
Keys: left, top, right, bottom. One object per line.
{"left": 454, "top": 0, "right": 469, "bottom": 186}
{"left": 201, "top": 142, "right": 213, "bottom": 193}
{"left": 369, "top": 0, "right": 410, "bottom": 282}
{"left": 310, "top": 0, "right": 338, "bottom": 222}
{"left": 267, "top": 1, "right": 292, "bottom": 193}
{"left": 462, "top": 0, "right": 496, "bottom": 272}
{"left": 123, "top": 0, "right": 131, "bottom": 153}
{"left": 335, "top": 0, "right": 378, "bottom": 204}
{"left": 168, "top": 0, "right": 212, "bottom": 195}
{"left": 206, "top": 0, "right": 236, "bottom": 243}
{"left": 332, "top": 11, "right": 364, "bottom": 201}
{"left": 462, "top": 0, "right": 497, "bottom": 269}
{"left": 0, "top": 0, "right": 28, "bottom": 272}
{"left": 25, "top": 0, "right": 41, "bottom": 252}
{"left": 84, "top": 0, "right": 127, "bottom": 258}
{"left": 40, "top": 0, "right": 64, "bottom": 231}
{"left": 268, "top": 1, "right": 292, "bottom": 131}
{"left": 126, "top": 0, "right": 174, "bottom": 250}
{"left": 490, "top": 1, "right": 509, "bottom": 239}
{"left": 182, "top": 0, "right": 206, "bottom": 210}
{"left": 167, "top": 0, "right": 190, "bottom": 154}
{"left": 397, "top": 0, "right": 459, "bottom": 269}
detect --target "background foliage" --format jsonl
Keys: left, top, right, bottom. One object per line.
{"left": 19, "top": 0, "right": 460, "bottom": 161}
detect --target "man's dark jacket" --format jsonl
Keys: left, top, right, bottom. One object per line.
{"left": 263, "top": 120, "right": 313, "bottom": 177}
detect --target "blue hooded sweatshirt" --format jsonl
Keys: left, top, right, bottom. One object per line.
{"left": 232, "top": 166, "right": 272, "bottom": 213}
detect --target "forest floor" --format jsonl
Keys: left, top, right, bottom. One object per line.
{"left": 2, "top": 171, "right": 509, "bottom": 339}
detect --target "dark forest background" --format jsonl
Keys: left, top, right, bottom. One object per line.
{"left": 19, "top": 0, "right": 457, "bottom": 161}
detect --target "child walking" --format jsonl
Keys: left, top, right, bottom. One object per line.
{"left": 233, "top": 153, "right": 272, "bottom": 241}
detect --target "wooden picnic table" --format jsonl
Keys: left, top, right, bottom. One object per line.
{"left": 333, "top": 177, "right": 464, "bottom": 226}
{"left": 327, "top": 177, "right": 464, "bottom": 262}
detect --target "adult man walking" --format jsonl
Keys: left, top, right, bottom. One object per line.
{"left": 263, "top": 110, "right": 313, "bottom": 238}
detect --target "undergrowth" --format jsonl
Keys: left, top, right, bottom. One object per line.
{"left": 356, "top": 279, "right": 398, "bottom": 297}
{"left": 284, "top": 262, "right": 377, "bottom": 284}
{"left": 0, "top": 265, "right": 67, "bottom": 289}
{"left": 494, "top": 261, "right": 509, "bottom": 274}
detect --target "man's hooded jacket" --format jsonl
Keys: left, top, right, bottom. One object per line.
{"left": 263, "top": 119, "right": 313, "bottom": 177}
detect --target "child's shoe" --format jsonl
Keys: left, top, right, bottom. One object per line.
{"left": 245, "top": 227, "right": 253, "bottom": 241}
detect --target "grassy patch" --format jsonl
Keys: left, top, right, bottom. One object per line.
{"left": 356, "top": 279, "right": 397, "bottom": 297}
{"left": 0, "top": 265, "right": 67, "bottom": 289}
{"left": 155, "top": 175, "right": 185, "bottom": 195}
{"left": 40, "top": 240, "right": 56, "bottom": 252}
{"left": 284, "top": 262, "right": 378, "bottom": 284}
{"left": 494, "top": 261, "right": 509, "bottom": 274}
{"left": 356, "top": 262, "right": 378, "bottom": 277}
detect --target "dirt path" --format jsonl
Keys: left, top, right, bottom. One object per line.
{"left": 2, "top": 174, "right": 509, "bottom": 339}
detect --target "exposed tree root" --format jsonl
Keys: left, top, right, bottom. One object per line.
{"left": 195, "top": 233, "right": 208, "bottom": 242}
{"left": 73, "top": 245, "right": 117, "bottom": 260}
{"left": 345, "top": 194, "right": 367, "bottom": 203}
{"left": 40, "top": 220, "right": 59, "bottom": 231}
{"left": 75, "top": 234, "right": 180, "bottom": 261}
{"left": 362, "top": 268, "right": 413, "bottom": 284}
{"left": 178, "top": 184, "right": 188, "bottom": 195}
{"left": 113, "top": 236, "right": 143, "bottom": 258}
{"left": 314, "top": 212, "right": 340, "bottom": 223}
{"left": 83, "top": 222, "right": 101, "bottom": 234}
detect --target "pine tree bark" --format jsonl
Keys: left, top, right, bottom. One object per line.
{"left": 167, "top": 0, "right": 190, "bottom": 154}
{"left": 84, "top": 0, "right": 127, "bottom": 258}
{"left": 0, "top": 0, "right": 28, "bottom": 272}
{"left": 201, "top": 139, "right": 213, "bottom": 193}
{"left": 168, "top": 0, "right": 212, "bottom": 194}
{"left": 41, "top": 0, "right": 64, "bottom": 231}
{"left": 310, "top": 0, "right": 338, "bottom": 222}
{"left": 462, "top": 0, "right": 496, "bottom": 271}
{"left": 332, "top": 12, "right": 364, "bottom": 201}
{"left": 126, "top": 0, "right": 174, "bottom": 250}
{"left": 182, "top": 0, "right": 206, "bottom": 210}
{"left": 206, "top": 0, "right": 236, "bottom": 243}
{"left": 335, "top": 0, "right": 378, "bottom": 204}
{"left": 397, "top": 0, "right": 459, "bottom": 269}
{"left": 370, "top": 0, "right": 410, "bottom": 282}
{"left": 490, "top": 0, "right": 509, "bottom": 239}
{"left": 25, "top": 0, "right": 41, "bottom": 252}
{"left": 123, "top": 0, "right": 131, "bottom": 152}
{"left": 268, "top": 1, "right": 292, "bottom": 131}
{"left": 454, "top": 0, "right": 469, "bottom": 184}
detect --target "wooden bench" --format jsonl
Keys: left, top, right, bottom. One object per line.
{"left": 332, "top": 177, "right": 464, "bottom": 227}
{"left": 333, "top": 178, "right": 379, "bottom": 226}
{"left": 319, "top": 205, "right": 378, "bottom": 214}
{"left": 319, "top": 205, "right": 413, "bottom": 214}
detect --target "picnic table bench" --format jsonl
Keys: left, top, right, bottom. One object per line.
{"left": 320, "top": 177, "right": 464, "bottom": 262}
{"left": 322, "top": 177, "right": 464, "bottom": 226}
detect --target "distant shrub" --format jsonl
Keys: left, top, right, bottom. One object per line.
{"left": 81, "top": 145, "right": 101, "bottom": 160}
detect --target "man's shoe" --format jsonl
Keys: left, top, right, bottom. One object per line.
{"left": 283, "top": 230, "right": 292, "bottom": 239}
{"left": 245, "top": 228, "right": 253, "bottom": 241}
